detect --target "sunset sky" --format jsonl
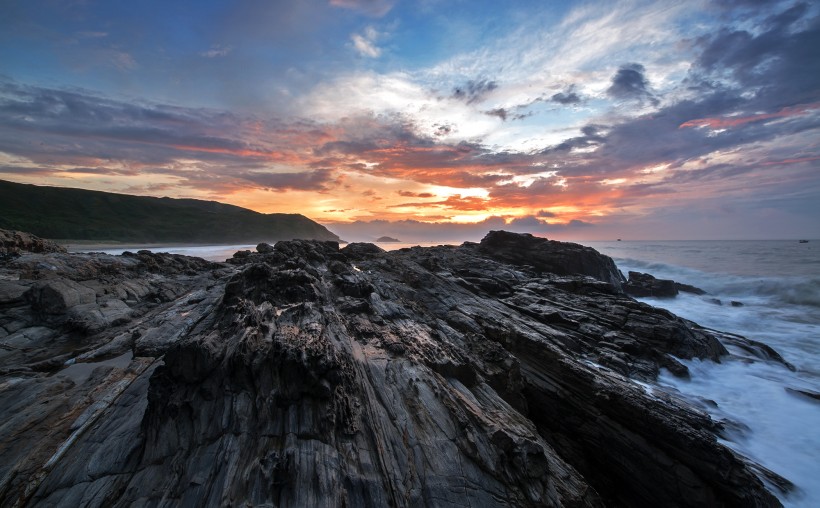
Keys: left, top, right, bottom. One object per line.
{"left": 1, "top": 0, "right": 819, "bottom": 241}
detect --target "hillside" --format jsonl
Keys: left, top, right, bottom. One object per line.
{"left": 0, "top": 180, "right": 339, "bottom": 243}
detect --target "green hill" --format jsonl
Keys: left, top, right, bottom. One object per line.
{"left": 0, "top": 180, "right": 340, "bottom": 243}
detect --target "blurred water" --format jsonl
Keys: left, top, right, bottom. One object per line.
{"left": 586, "top": 240, "right": 820, "bottom": 507}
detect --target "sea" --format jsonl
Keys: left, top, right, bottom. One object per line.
{"left": 587, "top": 240, "right": 820, "bottom": 508}
{"left": 75, "top": 239, "right": 820, "bottom": 506}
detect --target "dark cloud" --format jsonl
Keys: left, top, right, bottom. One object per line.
{"left": 484, "top": 108, "right": 508, "bottom": 121}
{"left": 694, "top": 2, "right": 820, "bottom": 109}
{"left": 240, "top": 169, "right": 333, "bottom": 191}
{"left": 452, "top": 79, "right": 498, "bottom": 104}
{"left": 536, "top": 210, "right": 556, "bottom": 218}
{"left": 433, "top": 123, "right": 455, "bottom": 136}
{"left": 541, "top": 124, "right": 607, "bottom": 154}
{"left": 606, "top": 63, "right": 657, "bottom": 105}
{"left": 397, "top": 190, "right": 435, "bottom": 198}
{"left": 507, "top": 216, "right": 547, "bottom": 228}
{"left": 551, "top": 86, "right": 582, "bottom": 105}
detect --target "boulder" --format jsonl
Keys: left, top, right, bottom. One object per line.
{"left": 624, "top": 271, "right": 679, "bottom": 297}
{"left": 25, "top": 278, "right": 97, "bottom": 315}
{"left": 477, "top": 230, "right": 624, "bottom": 290}
{"left": 256, "top": 242, "right": 275, "bottom": 253}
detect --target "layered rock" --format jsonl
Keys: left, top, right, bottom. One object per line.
{"left": 0, "top": 229, "right": 66, "bottom": 258}
{"left": 624, "top": 271, "right": 709, "bottom": 298}
{"left": 0, "top": 231, "right": 788, "bottom": 507}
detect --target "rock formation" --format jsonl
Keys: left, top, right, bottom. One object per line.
{"left": 0, "top": 230, "right": 788, "bottom": 507}
{"left": 0, "top": 229, "right": 67, "bottom": 258}
{"left": 624, "top": 271, "right": 707, "bottom": 298}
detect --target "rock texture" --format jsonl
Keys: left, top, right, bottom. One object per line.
{"left": 0, "top": 230, "right": 788, "bottom": 507}
{"left": 0, "top": 230, "right": 67, "bottom": 258}
{"left": 624, "top": 271, "right": 707, "bottom": 298}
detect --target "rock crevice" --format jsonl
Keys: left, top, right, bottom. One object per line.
{"left": 0, "top": 231, "right": 787, "bottom": 507}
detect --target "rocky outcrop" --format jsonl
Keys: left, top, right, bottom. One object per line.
{"left": 477, "top": 231, "right": 625, "bottom": 290}
{"left": 0, "top": 229, "right": 66, "bottom": 258}
{"left": 624, "top": 271, "right": 707, "bottom": 298}
{"left": 0, "top": 231, "right": 788, "bottom": 507}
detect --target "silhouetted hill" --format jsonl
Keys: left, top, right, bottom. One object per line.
{"left": 0, "top": 180, "right": 339, "bottom": 243}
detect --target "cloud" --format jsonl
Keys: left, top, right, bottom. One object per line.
{"left": 1, "top": 0, "right": 818, "bottom": 239}
{"left": 452, "top": 79, "right": 498, "bottom": 104}
{"left": 76, "top": 31, "right": 108, "bottom": 39}
{"left": 484, "top": 108, "right": 507, "bottom": 121}
{"left": 240, "top": 168, "right": 334, "bottom": 191}
{"left": 109, "top": 51, "right": 137, "bottom": 71}
{"left": 693, "top": 2, "right": 820, "bottom": 110}
{"left": 550, "top": 86, "right": 582, "bottom": 105}
{"left": 397, "top": 190, "right": 435, "bottom": 198}
{"left": 330, "top": 0, "right": 394, "bottom": 17}
{"left": 679, "top": 103, "right": 820, "bottom": 130}
{"left": 200, "top": 45, "right": 233, "bottom": 58}
{"left": 606, "top": 63, "right": 657, "bottom": 104}
{"left": 351, "top": 26, "right": 383, "bottom": 58}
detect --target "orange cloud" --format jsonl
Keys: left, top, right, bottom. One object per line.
{"left": 679, "top": 103, "right": 820, "bottom": 129}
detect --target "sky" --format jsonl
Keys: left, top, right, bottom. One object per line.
{"left": 1, "top": 0, "right": 819, "bottom": 242}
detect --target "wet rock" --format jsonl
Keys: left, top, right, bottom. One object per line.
{"left": 26, "top": 278, "right": 97, "bottom": 316}
{"left": 477, "top": 230, "right": 624, "bottom": 290}
{"left": 676, "top": 281, "right": 707, "bottom": 295}
{"left": 625, "top": 272, "right": 707, "bottom": 298}
{"left": 624, "top": 271, "right": 679, "bottom": 297}
{"left": 256, "top": 242, "right": 275, "bottom": 253}
{"left": 0, "top": 231, "right": 786, "bottom": 508}
{"left": 785, "top": 387, "right": 820, "bottom": 402}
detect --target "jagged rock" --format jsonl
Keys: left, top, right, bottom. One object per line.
{"left": 785, "top": 387, "right": 820, "bottom": 402}
{"left": 26, "top": 278, "right": 97, "bottom": 316}
{"left": 0, "top": 231, "right": 787, "bottom": 507}
{"left": 0, "top": 229, "right": 67, "bottom": 258}
{"left": 624, "top": 271, "right": 679, "bottom": 297}
{"left": 624, "top": 271, "right": 708, "bottom": 298}
{"left": 676, "top": 281, "right": 707, "bottom": 295}
{"left": 256, "top": 242, "right": 275, "bottom": 253}
{"left": 477, "top": 230, "right": 624, "bottom": 290}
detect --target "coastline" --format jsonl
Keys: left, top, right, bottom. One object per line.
{"left": 0, "top": 231, "right": 788, "bottom": 506}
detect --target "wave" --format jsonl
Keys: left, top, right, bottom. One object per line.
{"left": 721, "top": 278, "right": 820, "bottom": 308}
{"left": 614, "top": 257, "right": 820, "bottom": 309}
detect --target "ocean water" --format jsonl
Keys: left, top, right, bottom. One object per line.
{"left": 587, "top": 240, "right": 820, "bottom": 507}
{"left": 72, "top": 241, "right": 448, "bottom": 261}
{"left": 76, "top": 239, "right": 820, "bottom": 504}
{"left": 73, "top": 243, "right": 258, "bottom": 261}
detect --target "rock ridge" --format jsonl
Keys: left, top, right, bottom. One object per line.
{"left": 0, "top": 231, "right": 788, "bottom": 507}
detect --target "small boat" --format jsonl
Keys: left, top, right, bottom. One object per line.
{"left": 799, "top": 239, "right": 809, "bottom": 243}
{"left": 617, "top": 238, "right": 622, "bottom": 242}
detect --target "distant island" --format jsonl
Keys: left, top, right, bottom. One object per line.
{"left": 0, "top": 179, "right": 339, "bottom": 244}
{"left": 375, "top": 236, "right": 401, "bottom": 242}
